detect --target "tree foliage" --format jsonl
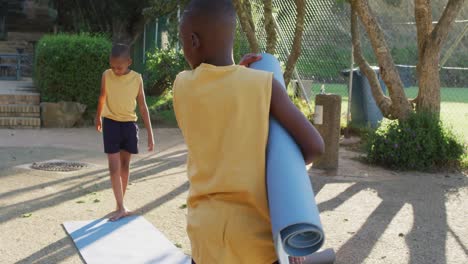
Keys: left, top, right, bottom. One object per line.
{"left": 53, "top": 0, "right": 188, "bottom": 44}
{"left": 232, "top": 0, "right": 307, "bottom": 87}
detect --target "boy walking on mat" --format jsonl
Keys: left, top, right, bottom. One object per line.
{"left": 174, "top": 0, "right": 324, "bottom": 263}
{"left": 95, "top": 44, "right": 154, "bottom": 221}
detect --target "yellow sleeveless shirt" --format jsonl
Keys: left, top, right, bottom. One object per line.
{"left": 173, "top": 64, "right": 276, "bottom": 264}
{"left": 102, "top": 69, "right": 142, "bottom": 122}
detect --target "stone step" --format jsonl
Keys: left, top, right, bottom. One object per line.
{"left": 0, "top": 46, "right": 33, "bottom": 53}
{"left": 6, "top": 32, "right": 45, "bottom": 42}
{"left": 0, "top": 41, "right": 32, "bottom": 54}
{"left": 0, "top": 88, "right": 37, "bottom": 93}
{"left": 0, "top": 93, "right": 40, "bottom": 105}
{"left": 0, "top": 104, "right": 40, "bottom": 117}
{"left": 0, "top": 117, "right": 40, "bottom": 128}
{"left": 0, "top": 40, "right": 29, "bottom": 46}
{"left": 0, "top": 79, "right": 36, "bottom": 91}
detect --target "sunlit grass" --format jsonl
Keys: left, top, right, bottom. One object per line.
{"left": 303, "top": 83, "right": 468, "bottom": 143}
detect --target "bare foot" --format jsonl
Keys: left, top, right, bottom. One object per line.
{"left": 109, "top": 208, "right": 133, "bottom": 221}
{"left": 105, "top": 205, "right": 122, "bottom": 218}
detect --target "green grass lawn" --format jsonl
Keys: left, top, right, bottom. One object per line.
{"left": 146, "top": 84, "right": 468, "bottom": 143}
{"left": 307, "top": 83, "right": 468, "bottom": 143}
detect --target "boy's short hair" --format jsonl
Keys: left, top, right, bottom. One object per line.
{"left": 111, "top": 43, "right": 131, "bottom": 58}
{"left": 185, "top": 0, "right": 236, "bottom": 19}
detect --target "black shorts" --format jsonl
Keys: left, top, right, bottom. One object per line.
{"left": 102, "top": 117, "right": 139, "bottom": 154}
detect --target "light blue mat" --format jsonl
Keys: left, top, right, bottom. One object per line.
{"left": 251, "top": 54, "right": 325, "bottom": 260}
{"left": 63, "top": 216, "right": 190, "bottom": 264}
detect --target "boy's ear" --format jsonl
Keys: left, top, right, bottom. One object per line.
{"left": 191, "top": 33, "right": 200, "bottom": 49}
{"left": 128, "top": 58, "right": 133, "bottom": 66}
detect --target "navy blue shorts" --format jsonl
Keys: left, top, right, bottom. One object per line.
{"left": 102, "top": 117, "right": 139, "bottom": 154}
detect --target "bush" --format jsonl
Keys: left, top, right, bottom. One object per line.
{"left": 286, "top": 83, "right": 313, "bottom": 120}
{"left": 145, "top": 90, "right": 177, "bottom": 126}
{"left": 366, "top": 112, "right": 466, "bottom": 170}
{"left": 461, "top": 153, "right": 468, "bottom": 171}
{"left": 145, "top": 48, "right": 188, "bottom": 97}
{"left": 34, "top": 34, "right": 111, "bottom": 114}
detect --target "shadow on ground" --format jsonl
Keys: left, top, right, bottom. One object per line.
{"left": 1, "top": 146, "right": 189, "bottom": 264}
{"left": 310, "top": 158, "right": 467, "bottom": 264}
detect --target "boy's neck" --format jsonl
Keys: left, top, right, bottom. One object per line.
{"left": 114, "top": 69, "right": 131, "bottom": 76}
{"left": 204, "top": 54, "right": 234, "bottom": 67}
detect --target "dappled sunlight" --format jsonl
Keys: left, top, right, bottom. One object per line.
{"left": 128, "top": 150, "right": 188, "bottom": 184}
{"left": 131, "top": 170, "right": 187, "bottom": 184}
{"left": 366, "top": 203, "right": 414, "bottom": 263}
{"left": 0, "top": 147, "right": 188, "bottom": 226}
{"left": 0, "top": 166, "right": 108, "bottom": 202}
{"left": 446, "top": 227, "right": 468, "bottom": 264}
{"left": 315, "top": 182, "right": 355, "bottom": 205}
{"left": 316, "top": 183, "right": 383, "bottom": 253}
{"left": 0, "top": 167, "right": 110, "bottom": 224}
{"left": 15, "top": 237, "right": 80, "bottom": 264}
{"left": 312, "top": 167, "right": 456, "bottom": 264}
{"left": 445, "top": 185, "right": 468, "bottom": 264}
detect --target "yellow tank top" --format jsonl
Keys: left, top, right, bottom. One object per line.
{"left": 102, "top": 69, "right": 141, "bottom": 122}
{"left": 173, "top": 63, "right": 276, "bottom": 264}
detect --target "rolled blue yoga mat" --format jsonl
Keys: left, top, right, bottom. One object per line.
{"left": 250, "top": 53, "right": 325, "bottom": 259}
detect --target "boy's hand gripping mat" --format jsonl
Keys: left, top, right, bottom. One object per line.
{"left": 251, "top": 54, "right": 335, "bottom": 264}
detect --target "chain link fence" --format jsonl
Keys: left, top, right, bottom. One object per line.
{"left": 236, "top": 0, "right": 468, "bottom": 142}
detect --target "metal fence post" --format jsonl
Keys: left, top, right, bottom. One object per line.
{"left": 16, "top": 53, "right": 21, "bottom": 80}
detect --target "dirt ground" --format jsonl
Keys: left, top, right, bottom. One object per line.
{"left": 0, "top": 127, "right": 467, "bottom": 264}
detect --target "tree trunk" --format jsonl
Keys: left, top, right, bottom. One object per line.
{"left": 112, "top": 19, "right": 132, "bottom": 44}
{"left": 283, "top": 0, "right": 306, "bottom": 88}
{"left": 414, "top": 0, "right": 432, "bottom": 80}
{"left": 348, "top": 0, "right": 464, "bottom": 118}
{"left": 264, "top": 0, "right": 277, "bottom": 54}
{"left": 415, "top": 0, "right": 465, "bottom": 113}
{"left": 233, "top": 0, "right": 259, "bottom": 53}
{"left": 414, "top": 0, "right": 435, "bottom": 113}
{"left": 417, "top": 44, "right": 441, "bottom": 113}
{"left": 351, "top": 9, "right": 393, "bottom": 117}
{"left": 129, "top": 15, "right": 146, "bottom": 46}
{"left": 111, "top": 16, "right": 146, "bottom": 46}
{"left": 351, "top": 0, "right": 412, "bottom": 120}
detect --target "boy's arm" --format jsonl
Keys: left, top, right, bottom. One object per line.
{"left": 137, "top": 81, "right": 154, "bottom": 152}
{"left": 270, "top": 78, "right": 325, "bottom": 164}
{"left": 95, "top": 73, "right": 106, "bottom": 132}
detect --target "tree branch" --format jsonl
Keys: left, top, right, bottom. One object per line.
{"left": 351, "top": 8, "right": 392, "bottom": 118}
{"left": 415, "top": 0, "right": 464, "bottom": 113}
{"left": 431, "top": 0, "right": 466, "bottom": 50}
{"left": 244, "top": 0, "right": 255, "bottom": 34}
{"left": 130, "top": 15, "right": 147, "bottom": 46}
{"left": 414, "top": 0, "right": 432, "bottom": 67}
{"left": 351, "top": 0, "right": 412, "bottom": 119}
{"left": 283, "top": 0, "right": 306, "bottom": 87}
{"left": 233, "top": 0, "right": 259, "bottom": 53}
{"left": 264, "top": 0, "right": 277, "bottom": 54}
